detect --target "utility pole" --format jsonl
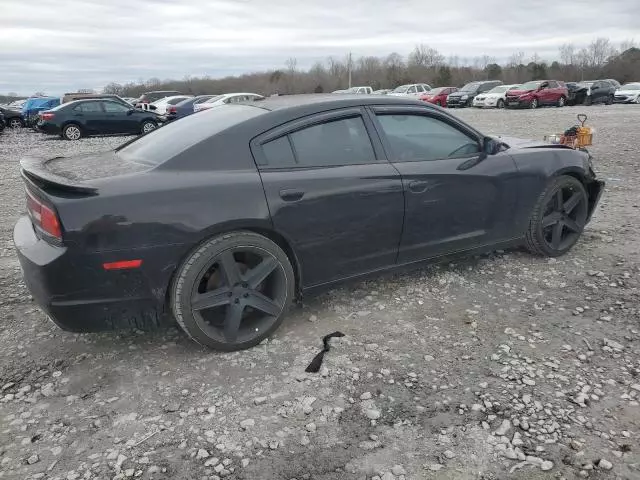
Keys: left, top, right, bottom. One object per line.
{"left": 348, "top": 52, "right": 352, "bottom": 89}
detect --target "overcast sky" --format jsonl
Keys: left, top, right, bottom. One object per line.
{"left": 2, "top": 0, "right": 638, "bottom": 96}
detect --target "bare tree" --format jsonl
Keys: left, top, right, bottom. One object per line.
{"left": 559, "top": 44, "right": 576, "bottom": 65}
{"left": 408, "top": 44, "right": 444, "bottom": 67}
{"left": 588, "top": 38, "right": 614, "bottom": 67}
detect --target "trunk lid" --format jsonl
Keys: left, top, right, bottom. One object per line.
{"left": 21, "top": 151, "right": 149, "bottom": 193}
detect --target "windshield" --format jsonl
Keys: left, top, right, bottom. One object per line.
{"left": 426, "top": 87, "right": 446, "bottom": 95}
{"left": 392, "top": 85, "right": 409, "bottom": 93}
{"left": 518, "top": 81, "right": 542, "bottom": 90}
{"left": 203, "top": 95, "right": 224, "bottom": 104}
{"left": 488, "top": 86, "right": 508, "bottom": 94}
{"left": 116, "top": 104, "right": 265, "bottom": 166}
{"left": 460, "top": 83, "right": 479, "bottom": 92}
{"left": 621, "top": 84, "right": 640, "bottom": 90}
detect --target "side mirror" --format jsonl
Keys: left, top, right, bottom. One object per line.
{"left": 127, "top": 109, "right": 135, "bottom": 115}
{"left": 483, "top": 137, "right": 499, "bottom": 155}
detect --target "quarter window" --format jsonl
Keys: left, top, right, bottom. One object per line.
{"left": 376, "top": 114, "right": 480, "bottom": 162}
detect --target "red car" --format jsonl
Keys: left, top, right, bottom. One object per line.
{"left": 505, "top": 80, "right": 568, "bottom": 109}
{"left": 419, "top": 87, "right": 458, "bottom": 107}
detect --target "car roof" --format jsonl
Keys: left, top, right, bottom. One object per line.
{"left": 248, "top": 94, "right": 432, "bottom": 112}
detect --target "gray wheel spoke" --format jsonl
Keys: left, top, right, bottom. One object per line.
{"left": 223, "top": 303, "right": 244, "bottom": 342}
{"left": 551, "top": 222, "right": 564, "bottom": 248}
{"left": 564, "top": 217, "right": 582, "bottom": 233}
{"left": 219, "top": 250, "right": 242, "bottom": 286}
{"left": 563, "top": 192, "right": 582, "bottom": 214}
{"left": 542, "top": 211, "right": 562, "bottom": 228}
{"left": 192, "top": 287, "right": 230, "bottom": 311}
{"left": 245, "top": 257, "right": 278, "bottom": 289}
{"left": 245, "top": 291, "right": 281, "bottom": 316}
{"left": 554, "top": 190, "right": 564, "bottom": 210}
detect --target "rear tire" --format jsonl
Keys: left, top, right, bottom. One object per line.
{"left": 557, "top": 96, "right": 566, "bottom": 107}
{"left": 584, "top": 96, "right": 592, "bottom": 106}
{"left": 171, "top": 231, "right": 295, "bottom": 351}
{"left": 62, "top": 124, "right": 82, "bottom": 140}
{"left": 525, "top": 176, "right": 589, "bottom": 257}
{"left": 606, "top": 95, "right": 614, "bottom": 105}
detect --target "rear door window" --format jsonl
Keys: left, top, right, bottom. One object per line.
{"left": 74, "top": 102, "right": 103, "bottom": 113}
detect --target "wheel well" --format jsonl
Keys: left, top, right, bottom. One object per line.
{"left": 162, "top": 226, "right": 303, "bottom": 315}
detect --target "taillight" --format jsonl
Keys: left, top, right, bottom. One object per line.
{"left": 167, "top": 106, "right": 177, "bottom": 114}
{"left": 26, "top": 189, "right": 62, "bottom": 240}
{"left": 40, "top": 112, "right": 55, "bottom": 121}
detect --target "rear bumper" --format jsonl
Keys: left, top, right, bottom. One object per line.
{"left": 36, "top": 122, "right": 61, "bottom": 135}
{"left": 13, "top": 216, "right": 173, "bottom": 332}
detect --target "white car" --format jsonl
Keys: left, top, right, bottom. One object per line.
{"left": 194, "top": 93, "right": 264, "bottom": 112}
{"left": 148, "top": 95, "right": 193, "bottom": 114}
{"left": 333, "top": 86, "right": 373, "bottom": 94}
{"left": 472, "top": 84, "right": 521, "bottom": 108}
{"left": 613, "top": 83, "right": 640, "bottom": 104}
{"left": 388, "top": 83, "right": 432, "bottom": 97}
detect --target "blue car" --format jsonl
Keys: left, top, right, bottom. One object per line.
{"left": 166, "top": 95, "right": 217, "bottom": 121}
{"left": 22, "top": 97, "right": 61, "bottom": 126}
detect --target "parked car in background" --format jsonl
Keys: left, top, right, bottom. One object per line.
{"left": 149, "top": 95, "right": 194, "bottom": 115}
{"left": 8, "top": 99, "right": 26, "bottom": 109}
{"left": 0, "top": 105, "right": 25, "bottom": 128}
{"left": 388, "top": 83, "right": 432, "bottom": 98}
{"left": 345, "top": 86, "right": 373, "bottom": 94}
{"left": 193, "top": 93, "right": 264, "bottom": 112}
{"left": 37, "top": 99, "right": 163, "bottom": 140}
{"left": 447, "top": 80, "right": 502, "bottom": 108}
{"left": 472, "top": 84, "right": 521, "bottom": 109}
{"left": 166, "top": 95, "right": 218, "bottom": 121}
{"left": 373, "top": 89, "right": 392, "bottom": 95}
{"left": 135, "top": 90, "right": 182, "bottom": 105}
{"left": 13, "top": 95, "right": 604, "bottom": 351}
{"left": 62, "top": 93, "right": 131, "bottom": 105}
{"left": 572, "top": 80, "right": 616, "bottom": 105}
{"left": 505, "top": 80, "right": 568, "bottom": 109}
{"left": 22, "top": 97, "right": 61, "bottom": 126}
{"left": 419, "top": 87, "right": 458, "bottom": 107}
{"left": 0, "top": 110, "right": 5, "bottom": 133}
{"left": 613, "top": 82, "right": 640, "bottom": 104}
{"left": 122, "top": 97, "right": 138, "bottom": 104}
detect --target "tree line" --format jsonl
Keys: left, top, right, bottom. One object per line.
{"left": 100, "top": 38, "right": 638, "bottom": 98}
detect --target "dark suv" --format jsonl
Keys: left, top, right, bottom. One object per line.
{"left": 135, "top": 91, "right": 182, "bottom": 104}
{"left": 446, "top": 80, "right": 502, "bottom": 108}
{"left": 572, "top": 80, "right": 616, "bottom": 105}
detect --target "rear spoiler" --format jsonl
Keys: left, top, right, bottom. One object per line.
{"left": 20, "top": 157, "right": 98, "bottom": 194}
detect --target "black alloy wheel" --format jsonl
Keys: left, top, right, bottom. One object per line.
{"left": 9, "top": 118, "right": 23, "bottom": 128}
{"left": 171, "top": 232, "right": 295, "bottom": 350}
{"left": 525, "top": 176, "right": 589, "bottom": 256}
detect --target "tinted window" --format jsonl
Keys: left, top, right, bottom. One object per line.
{"left": 261, "top": 136, "right": 296, "bottom": 167}
{"left": 547, "top": 81, "right": 558, "bottom": 88}
{"left": 376, "top": 114, "right": 480, "bottom": 162}
{"left": 407, "top": 86, "right": 417, "bottom": 94}
{"left": 289, "top": 117, "right": 376, "bottom": 167}
{"left": 73, "top": 102, "right": 102, "bottom": 113}
{"left": 117, "top": 105, "right": 266, "bottom": 166}
{"left": 102, "top": 101, "right": 130, "bottom": 113}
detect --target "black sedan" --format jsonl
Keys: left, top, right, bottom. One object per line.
{"left": 0, "top": 105, "right": 24, "bottom": 128}
{"left": 37, "top": 99, "right": 164, "bottom": 140}
{"left": 14, "top": 95, "right": 604, "bottom": 351}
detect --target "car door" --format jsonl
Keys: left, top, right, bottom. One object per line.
{"left": 252, "top": 108, "right": 405, "bottom": 287}
{"left": 592, "top": 81, "right": 606, "bottom": 102}
{"left": 406, "top": 85, "right": 417, "bottom": 97}
{"left": 101, "top": 101, "right": 136, "bottom": 134}
{"left": 71, "top": 101, "right": 104, "bottom": 133}
{"left": 369, "top": 106, "right": 519, "bottom": 264}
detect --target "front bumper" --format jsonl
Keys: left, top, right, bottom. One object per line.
{"left": 13, "top": 216, "right": 171, "bottom": 332}
{"left": 613, "top": 95, "right": 638, "bottom": 104}
{"left": 446, "top": 97, "right": 470, "bottom": 108}
{"left": 506, "top": 97, "right": 531, "bottom": 108}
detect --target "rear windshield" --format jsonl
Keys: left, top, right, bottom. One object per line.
{"left": 116, "top": 104, "right": 266, "bottom": 166}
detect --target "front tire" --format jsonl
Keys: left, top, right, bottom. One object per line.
{"left": 529, "top": 98, "right": 539, "bottom": 109}
{"left": 171, "top": 231, "right": 295, "bottom": 351}
{"left": 8, "top": 118, "right": 23, "bottom": 128}
{"left": 497, "top": 99, "right": 505, "bottom": 109}
{"left": 525, "top": 175, "right": 589, "bottom": 257}
{"left": 62, "top": 124, "right": 82, "bottom": 140}
{"left": 140, "top": 120, "right": 156, "bottom": 135}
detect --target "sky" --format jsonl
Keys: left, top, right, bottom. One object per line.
{"left": 1, "top": 0, "right": 638, "bottom": 96}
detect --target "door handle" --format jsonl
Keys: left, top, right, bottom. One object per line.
{"left": 407, "top": 180, "right": 429, "bottom": 193}
{"left": 279, "top": 188, "right": 304, "bottom": 202}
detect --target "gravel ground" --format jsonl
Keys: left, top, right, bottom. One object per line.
{"left": 1, "top": 105, "right": 639, "bottom": 480}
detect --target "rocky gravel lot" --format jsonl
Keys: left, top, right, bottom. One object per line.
{"left": 1, "top": 105, "right": 639, "bottom": 480}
